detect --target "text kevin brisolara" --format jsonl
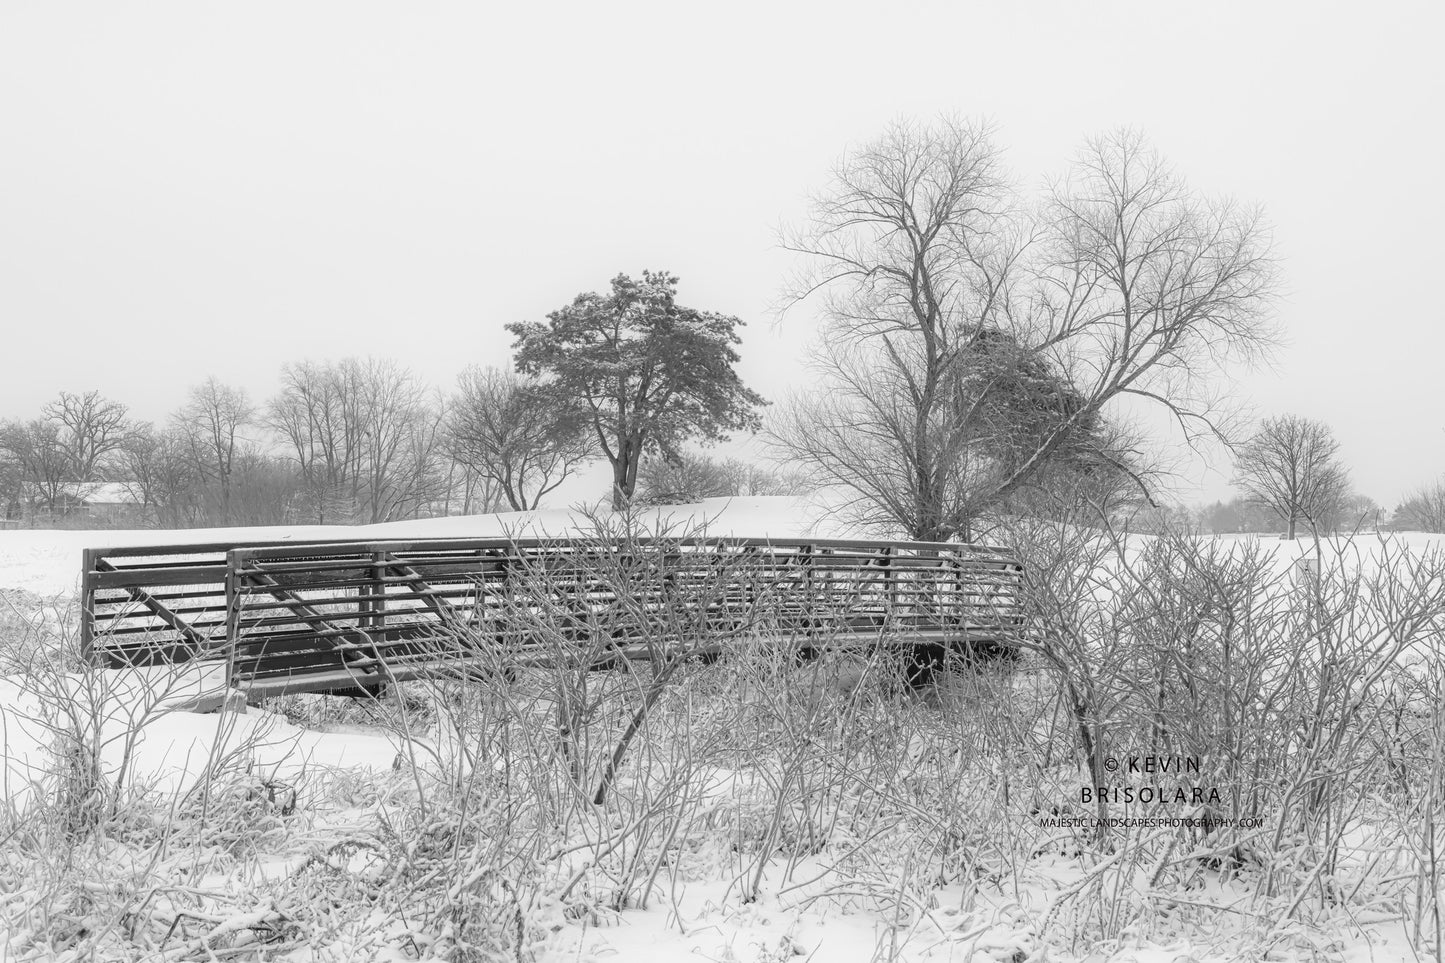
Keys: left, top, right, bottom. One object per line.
{"left": 1081, "top": 784, "right": 1222, "bottom": 804}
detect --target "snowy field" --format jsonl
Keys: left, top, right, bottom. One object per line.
{"left": 0, "top": 497, "right": 859, "bottom": 598}
{"left": 2, "top": 501, "right": 1443, "bottom": 962}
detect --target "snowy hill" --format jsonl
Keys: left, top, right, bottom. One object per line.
{"left": 0, "top": 495, "right": 853, "bottom": 598}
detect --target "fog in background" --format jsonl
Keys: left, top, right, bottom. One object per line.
{"left": 2, "top": 0, "right": 1441, "bottom": 508}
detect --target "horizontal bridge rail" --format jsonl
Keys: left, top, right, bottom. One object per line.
{"left": 80, "top": 538, "right": 383, "bottom": 667}
{"left": 82, "top": 535, "right": 1025, "bottom": 698}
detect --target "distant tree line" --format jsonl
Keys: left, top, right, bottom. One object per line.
{"left": 16, "top": 119, "right": 1420, "bottom": 544}
{"left": 1, "top": 372, "right": 477, "bottom": 528}
{"left": 634, "top": 451, "right": 812, "bottom": 506}
{"left": 1386, "top": 481, "right": 1445, "bottom": 533}
{"left": 1192, "top": 493, "right": 1383, "bottom": 536}
{"left": 0, "top": 273, "right": 775, "bottom": 529}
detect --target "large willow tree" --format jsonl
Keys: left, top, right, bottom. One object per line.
{"left": 771, "top": 118, "right": 1279, "bottom": 541}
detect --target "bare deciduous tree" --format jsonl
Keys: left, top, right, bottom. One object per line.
{"left": 1390, "top": 481, "right": 1445, "bottom": 533}
{"left": 43, "top": 390, "right": 131, "bottom": 482}
{"left": 351, "top": 361, "right": 448, "bottom": 523}
{"left": 719, "top": 457, "right": 813, "bottom": 498}
{"left": 270, "top": 359, "right": 365, "bottom": 522}
{"left": 637, "top": 451, "right": 813, "bottom": 505}
{"left": 0, "top": 419, "right": 69, "bottom": 514}
{"left": 438, "top": 458, "right": 509, "bottom": 516}
{"left": 772, "top": 118, "right": 1278, "bottom": 540}
{"left": 172, "top": 378, "right": 256, "bottom": 526}
{"left": 0, "top": 445, "right": 23, "bottom": 520}
{"left": 447, "top": 366, "right": 593, "bottom": 512}
{"left": 636, "top": 452, "right": 735, "bottom": 505}
{"left": 1335, "top": 492, "right": 1382, "bottom": 532}
{"left": 119, "top": 424, "right": 201, "bottom": 528}
{"left": 270, "top": 358, "right": 449, "bottom": 523}
{"left": 1233, "top": 414, "right": 1350, "bottom": 539}
{"left": 226, "top": 449, "right": 305, "bottom": 526}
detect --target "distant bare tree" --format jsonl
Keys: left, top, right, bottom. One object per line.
{"left": 226, "top": 449, "right": 304, "bottom": 526}
{"left": 719, "top": 457, "right": 813, "bottom": 497}
{"left": 1199, "top": 495, "right": 1288, "bottom": 535}
{"left": 1233, "top": 415, "right": 1350, "bottom": 539}
{"left": 0, "top": 419, "right": 69, "bottom": 514}
{"left": 447, "top": 366, "right": 593, "bottom": 512}
{"left": 1390, "top": 481, "right": 1445, "bottom": 533}
{"left": 119, "top": 424, "right": 201, "bottom": 527}
{"left": 270, "top": 358, "right": 449, "bottom": 523}
{"left": 1334, "top": 492, "right": 1382, "bottom": 532}
{"left": 172, "top": 378, "right": 256, "bottom": 526}
{"left": 772, "top": 119, "right": 1278, "bottom": 540}
{"left": 440, "top": 459, "right": 509, "bottom": 516}
{"left": 0, "top": 446, "right": 22, "bottom": 520}
{"left": 638, "top": 451, "right": 813, "bottom": 504}
{"left": 270, "top": 359, "right": 364, "bottom": 522}
{"left": 44, "top": 390, "right": 131, "bottom": 481}
{"left": 352, "top": 361, "right": 448, "bottom": 523}
{"left": 636, "top": 452, "right": 734, "bottom": 504}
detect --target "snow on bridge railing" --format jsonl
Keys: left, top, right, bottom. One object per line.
{"left": 82, "top": 535, "right": 1025, "bottom": 698}
{"left": 79, "top": 538, "right": 379, "bottom": 665}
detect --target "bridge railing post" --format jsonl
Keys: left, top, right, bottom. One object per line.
{"left": 883, "top": 545, "right": 897, "bottom": 619}
{"left": 361, "top": 550, "right": 385, "bottom": 633}
{"left": 224, "top": 551, "right": 242, "bottom": 690}
{"left": 80, "top": 547, "right": 97, "bottom": 662}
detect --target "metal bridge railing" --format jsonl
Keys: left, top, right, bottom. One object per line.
{"left": 82, "top": 535, "right": 1025, "bottom": 699}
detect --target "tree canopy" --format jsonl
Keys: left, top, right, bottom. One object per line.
{"left": 1234, "top": 414, "right": 1350, "bottom": 539}
{"left": 772, "top": 118, "right": 1278, "bottom": 540}
{"left": 508, "top": 271, "right": 766, "bottom": 507}
{"left": 447, "top": 366, "right": 593, "bottom": 512}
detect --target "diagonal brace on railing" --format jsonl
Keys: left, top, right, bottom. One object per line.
{"left": 236, "top": 567, "right": 346, "bottom": 633}
{"left": 94, "top": 557, "right": 210, "bottom": 651}
{"left": 379, "top": 551, "right": 467, "bottom": 624}
{"left": 235, "top": 564, "right": 395, "bottom": 681}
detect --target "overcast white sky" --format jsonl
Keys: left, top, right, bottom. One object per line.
{"left": 2, "top": 1, "right": 1442, "bottom": 509}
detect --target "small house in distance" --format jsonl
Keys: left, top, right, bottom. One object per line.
{"left": 57, "top": 482, "right": 145, "bottom": 526}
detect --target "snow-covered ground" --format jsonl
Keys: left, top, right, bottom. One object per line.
{"left": 0, "top": 495, "right": 853, "bottom": 597}
{"left": 0, "top": 496, "right": 850, "bottom": 821}
{"left": 1, "top": 502, "right": 1441, "bottom": 962}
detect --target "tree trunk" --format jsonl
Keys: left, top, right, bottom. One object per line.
{"left": 610, "top": 438, "right": 642, "bottom": 510}
{"left": 611, "top": 459, "right": 630, "bottom": 510}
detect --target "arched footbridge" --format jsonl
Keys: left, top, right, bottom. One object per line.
{"left": 81, "top": 536, "right": 1025, "bottom": 700}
